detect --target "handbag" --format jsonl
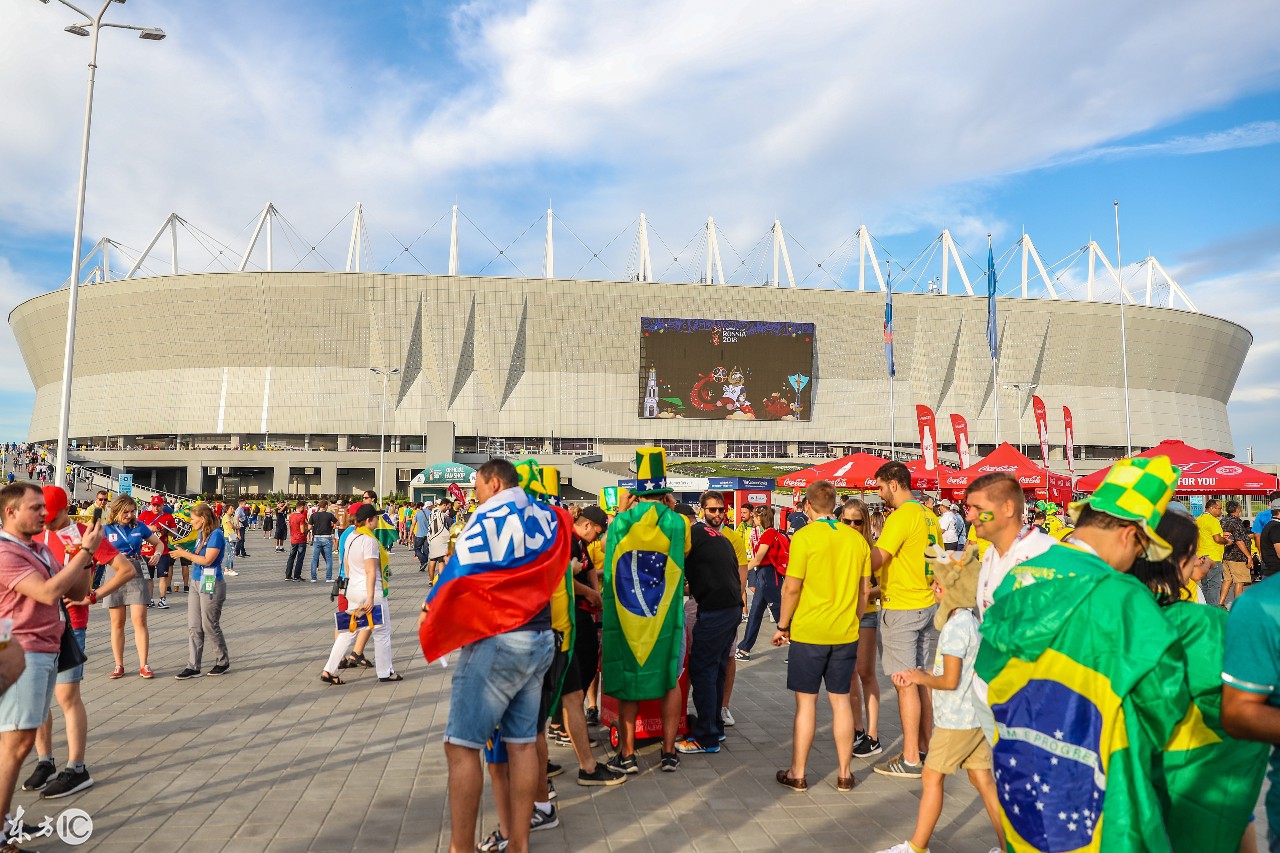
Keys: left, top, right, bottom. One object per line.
{"left": 57, "top": 602, "right": 87, "bottom": 673}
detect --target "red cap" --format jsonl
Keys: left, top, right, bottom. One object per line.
{"left": 151, "top": 495, "right": 164, "bottom": 507}
{"left": 41, "top": 486, "right": 69, "bottom": 525}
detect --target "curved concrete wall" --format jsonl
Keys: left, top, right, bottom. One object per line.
{"left": 9, "top": 272, "right": 1251, "bottom": 454}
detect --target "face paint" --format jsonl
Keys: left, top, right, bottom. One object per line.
{"left": 978, "top": 511, "right": 995, "bottom": 523}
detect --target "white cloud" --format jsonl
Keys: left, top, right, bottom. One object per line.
{"left": 1038, "top": 121, "right": 1280, "bottom": 169}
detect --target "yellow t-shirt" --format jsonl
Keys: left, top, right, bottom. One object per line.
{"left": 716, "top": 521, "right": 748, "bottom": 566}
{"left": 877, "top": 501, "right": 941, "bottom": 610}
{"left": 966, "top": 524, "right": 992, "bottom": 559}
{"left": 787, "top": 518, "right": 868, "bottom": 645}
{"left": 1196, "top": 513, "right": 1225, "bottom": 562}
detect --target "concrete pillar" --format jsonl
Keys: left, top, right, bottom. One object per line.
{"left": 272, "top": 464, "right": 290, "bottom": 494}
{"left": 715, "top": 440, "right": 728, "bottom": 459}
{"left": 185, "top": 463, "right": 203, "bottom": 495}
{"left": 786, "top": 441, "right": 799, "bottom": 458}
{"left": 338, "top": 435, "right": 349, "bottom": 452}
{"left": 319, "top": 463, "right": 338, "bottom": 495}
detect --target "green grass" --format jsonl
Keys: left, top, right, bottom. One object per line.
{"left": 668, "top": 460, "right": 812, "bottom": 478}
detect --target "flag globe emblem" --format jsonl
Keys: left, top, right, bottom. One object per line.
{"left": 993, "top": 679, "right": 1105, "bottom": 852}
{"left": 615, "top": 550, "right": 668, "bottom": 617}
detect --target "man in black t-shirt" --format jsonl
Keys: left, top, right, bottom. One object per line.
{"left": 1259, "top": 512, "right": 1280, "bottom": 578}
{"left": 308, "top": 499, "right": 339, "bottom": 582}
{"left": 675, "top": 491, "right": 744, "bottom": 755}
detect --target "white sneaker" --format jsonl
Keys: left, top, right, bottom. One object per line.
{"left": 720, "top": 706, "right": 735, "bottom": 727}
{"left": 225, "top": 570, "right": 239, "bottom": 577}
{"left": 875, "top": 843, "right": 923, "bottom": 853}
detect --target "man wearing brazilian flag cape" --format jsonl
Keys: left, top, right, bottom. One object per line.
{"left": 601, "top": 447, "right": 691, "bottom": 774}
{"left": 417, "top": 459, "right": 572, "bottom": 853}
{"left": 976, "top": 456, "right": 1191, "bottom": 852}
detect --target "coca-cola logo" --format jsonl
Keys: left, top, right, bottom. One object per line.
{"left": 1217, "top": 465, "right": 1242, "bottom": 476}
{"left": 979, "top": 465, "right": 1016, "bottom": 473}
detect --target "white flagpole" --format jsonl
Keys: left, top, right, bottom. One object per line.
{"left": 1114, "top": 201, "right": 1133, "bottom": 457}
{"left": 889, "top": 374, "right": 896, "bottom": 460}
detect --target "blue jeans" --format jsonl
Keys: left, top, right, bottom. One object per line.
{"left": 1201, "top": 561, "right": 1231, "bottom": 607}
{"left": 689, "top": 607, "right": 740, "bottom": 744}
{"left": 444, "top": 630, "right": 554, "bottom": 749}
{"left": 739, "top": 570, "right": 782, "bottom": 653}
{"left": 413, "top": 536, "right": 429, "bottom": 567}
{"left": 310, "top": 537, "right": 334, "bottom": 580}
{"left": 286, "top": 543, "right": 307, "bottom": 579}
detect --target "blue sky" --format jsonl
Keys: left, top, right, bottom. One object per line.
{"left": 1, "top": 0, "right": 1278, "bottom": 455}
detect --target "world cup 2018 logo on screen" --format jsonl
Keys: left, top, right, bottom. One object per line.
{"left": 639, "top": 318, "right": 815, "bottom": 421}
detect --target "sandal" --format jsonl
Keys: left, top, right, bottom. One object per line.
{"left": 350, "top": 653, "right": 374, "bottom": 668}
{"left": 379, "top": 672, "right": 403, "bottom": 683}
{"left": 320, "top": 672, "right": 345, "bottom": 685}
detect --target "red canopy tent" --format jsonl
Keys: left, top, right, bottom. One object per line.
{"left": 777, "top": 453, "right": 958, "bottom": 491}
{"left": 906, "top": 459, "right": 960, "bottom": 491}
{"left": 941, "top": 442, "right": 1073, "bottom": 504}
{"left": 1075, "top": 439, "right": 1280, "bottom": 495}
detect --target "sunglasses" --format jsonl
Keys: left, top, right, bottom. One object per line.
{"left": 840, "top": 517, "right": 866, "bottom": 526}
{"left": 704, "top": 507, "right": 726, "bottom": 514}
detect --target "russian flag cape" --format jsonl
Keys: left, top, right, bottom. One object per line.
{"left": 419, "top": 488, "right": 571, "bottom": 663}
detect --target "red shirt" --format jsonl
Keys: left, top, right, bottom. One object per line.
{"left": 39, "top": 524, "right": 118, "bottom": 630}
{"left": 137, "top": 510, "right": 175, "bottom": 556}
{"left": 288, "top": 511, "right": 308, "bottom": 545}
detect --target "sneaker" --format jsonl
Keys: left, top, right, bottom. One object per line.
{"left": 108, "top": 665, "right": 125, "bottom": 679}
{"left": 41, "top": 766, "right": 93, "bottom": 799}
{"left": 606, "top": 753, "right": 639, "bottom": 775}
{"left": 720, "top": 706, "right": 735, "bottom": 727}
{"left": 552, "top": 730, "right": 573, "bottom": 747}
{"left": 546, "top": 723, "right": 567, "bottom": 741}
{"left": 22, "top": 761, "right": 55, "bottom": 792}
{"left": 585, "top": 707, "right": 600, "bottom": 726}
{"left": 740, "top": 613, "right": 747, "bottom": 622}
{"left": 174, "top": 668, "right": 202, "bottom": 680}
{"left": 674, "top": 738, "right": 719, "bottom": 754}
{"left": 476, "top": 827, "right": 508, "bottom": 852}
{"left": 155, "top": 598, "right": 169, "bottom": 609}
{"left": 545, "top": 761, "right": 563, "bottom": 779}
{"left": 310, "top": 578, "right": 318, "bottom": 583}
{"left": 529, "top": 805, "right": 559, "bottom": 832}
{"left": 547, "top": 779, "right": 556, "bottom": 801}
{"left": 208, "top": 663, "right": 230, "bottom": 676}
{"left": 139, "top": 665, "right": 154, "bottom": 679}
{"left": 853, "top": 735, "right": 883, "bottom": 758}
{"left": 577, "top": 764, "right": 627, "bottom": 787}
{"left": 659, "top": 751, "right": 680, "bottom": 772}
{"left": 225, "top": 570, "right": 239, "bottom": 577}
{"left": 873, "top": 754, "right": 923, "bottom": 779}
{"left": 873, "top": 843, "right": 920, "bottom": 853}
{"left": 147, "top": 599, "right": 155, "bottom": 607}
{"left": 734, "top": 649, "right": 751, "bottom": 662}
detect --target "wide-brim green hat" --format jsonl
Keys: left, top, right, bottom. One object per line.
{"left": 633, "top": 447, "right": 673, "bottom": 496}
{"left": 1069, "top": 455, "right": 1180, "bottom": 561}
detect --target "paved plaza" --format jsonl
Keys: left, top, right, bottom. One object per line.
{"left": 28, "top": 541, "right": 1264, "bottom": 853}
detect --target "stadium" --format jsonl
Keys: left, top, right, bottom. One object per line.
{"left": 8, "top": 207, "right": 1252, "bottom": 497}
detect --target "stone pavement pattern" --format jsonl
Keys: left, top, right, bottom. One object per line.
{"left": 26, "top": 541, "right": 1264, "bottom": 852}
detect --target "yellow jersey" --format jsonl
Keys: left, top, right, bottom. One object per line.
{"left": 878, "top": 501, "right": 942, "bottom": 610}
{"left": 787, "top": 518, "right": 869, "bottom": 645}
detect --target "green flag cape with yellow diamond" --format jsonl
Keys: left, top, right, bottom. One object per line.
{"left": 976, "top": 543, "right": 1190, "bottom": 853}
{"left": 1157, "top": 601, "right": 1268, "bottom": 853}
{"left": 601, "top": 501, "right": 690, "bottom": 701}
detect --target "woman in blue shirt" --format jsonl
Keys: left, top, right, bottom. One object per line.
{"left": 170, "top": 504, "right": 231, "bottom": 680}
{"left": 103, "top": 496, "right": 163, "bottom": 679}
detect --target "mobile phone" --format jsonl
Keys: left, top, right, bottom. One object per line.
{"left": 92, "top": 507, "right": 103, "bottom": 523}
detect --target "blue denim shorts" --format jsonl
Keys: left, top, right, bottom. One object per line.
{"left": 0, "top": 651, "right": 58, "bottom": 732}
{"left": 56, "top": 628, "right": 87, "bottom": 685}
{"left": 444, "top": 630, "right": 554, "bottom": 749}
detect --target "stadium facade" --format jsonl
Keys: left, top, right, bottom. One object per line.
{"left": 9, "top": 268, "right": 1251, "bottom": 496}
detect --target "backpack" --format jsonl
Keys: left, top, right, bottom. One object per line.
{"left": 767, "top": 529, "right": 791, "bottom": 577}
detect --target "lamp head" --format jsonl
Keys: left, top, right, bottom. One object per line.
{"left": 138, "top": 27, "right": 165, "bottom": 40}
{"left": 64, "top": 24, "right": 90, "bottom": 36}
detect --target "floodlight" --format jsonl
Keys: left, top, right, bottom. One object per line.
{"left": 64, "top": 24, "right": 90, "bottom": 36}
{"left": 138, "top": 27, "right": 164, "bottom": 40}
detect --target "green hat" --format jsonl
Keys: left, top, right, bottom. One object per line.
{"left": 515, "top": 459, "right": 547, "bottom": 500}
{"left": 633, "top": 447, "right": 673, "bottom": 496}
{"left": 1069, "top": 455, "right": 1180, "bottom": 560}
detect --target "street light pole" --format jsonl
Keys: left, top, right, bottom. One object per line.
{"left": 370, "top": 367, "right": 400, "bottom": 501}
{"left": 43, "top": 0, "right": 165, "bottom": 486}
{"left": 1003, "top": 383, "right": 1037, "bottom": 455}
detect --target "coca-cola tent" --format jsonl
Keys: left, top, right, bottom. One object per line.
{"left": 776, "top": 453, "right": 888, "bottom": 490}
{"left": 1076, "top": 439, "right": 1280, "bottom": 496}
{"left": 906, "top": 459, "right": 960, "bottom": 491}
{"left": 777, "top": 453, "right": 958, "bottom": 491}
{"left": 941, "top": 442, "right": 1073, "bottom": 504}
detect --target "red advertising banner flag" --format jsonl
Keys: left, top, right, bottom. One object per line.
{"left": 1063, "top": 406, "right": 1075, "bottom": 477}
{"left": 916, "top": 405, "right": 938, "bottom": 471}
{"left": 1032, "top": 395, "right": 1050, "bottom": 469}
{"left": 949, "top": 413, "right": 971, "bottom": 469}
{"left": 448, "top": 483, "right": 466, "bottom": 503}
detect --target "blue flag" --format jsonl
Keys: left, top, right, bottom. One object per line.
{"left": 986, "top": 242, "right": 998, "bottom": 361}
{"left": 883, "top": 282, "right": 895, "bottom": 378}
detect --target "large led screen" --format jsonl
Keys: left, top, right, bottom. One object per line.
{"left": 639, "top": 317, "right": 814, "bottom": 420}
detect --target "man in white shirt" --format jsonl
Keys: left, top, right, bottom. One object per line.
{"left": 963, "top": 473, "right": 1054, "bottom": 621}
{"left": 938, "top": 500, "right": 964, "bottom": 552}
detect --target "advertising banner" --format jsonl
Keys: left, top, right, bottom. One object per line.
{"left": 639, "top": 318, "right": 814, "bottom": 421}
{"left": 915, "top": 405, "right": 938, "bottom": 471}
{"left": 1032, "top": 395, "right": 1050, "bottom": 469}
{"left": 1063, "top": 406, "right": 1075, "bottom": 477}
{"left": 950, "top": 414, "right": 971, "bottom": 469}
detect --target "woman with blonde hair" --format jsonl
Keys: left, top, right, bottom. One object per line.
{"left": 840, "top": 498, "right": 883, "bottom": 758}
{"left": 170, "top": 503, "right": 231, "bottom": 679}
{"left": 102, "top": 496, "right": 161, "bottom": 678}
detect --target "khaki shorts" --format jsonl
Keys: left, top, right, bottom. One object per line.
{"left": 1223, "top": 561, "right": 1252, "bottom": 585}
{"left": 925, "top": 727, "right": 991, "bottom": 775}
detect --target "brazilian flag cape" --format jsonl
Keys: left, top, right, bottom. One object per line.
{"left": 976, "top": 543, "right": 1190, "bottom": 853}
{"left": 601, "top": 501, "right": 691, "bottom": 701}
{"left": 1156, "top": 602, "right": 1268, "bottom": 853}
